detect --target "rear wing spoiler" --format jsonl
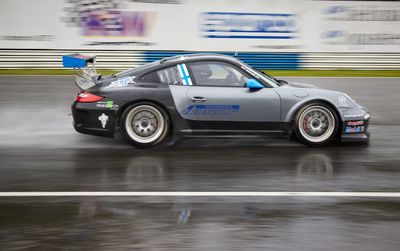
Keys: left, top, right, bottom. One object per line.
{"left": 62, "top": 53, "right": 96, "bottom": 68}
{"left": 62, "top": 53, "right": 100, "bottom": 90}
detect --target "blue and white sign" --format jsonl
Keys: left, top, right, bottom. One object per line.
{"left": 200, "top": 12, "right": 298, "bottom": 39}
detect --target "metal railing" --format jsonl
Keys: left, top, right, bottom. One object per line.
{"left": 0, "top": 49, "right": 399, "bottom": 70}
{"left": 301, "top": 52, "right": 400, "bottom": 69}
{"left": 0, "top": 49, "right": 145, "bottom": 69}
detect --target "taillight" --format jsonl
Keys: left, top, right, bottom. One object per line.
{"left": 75, "top": 91, "right": 103, "bottom": 103}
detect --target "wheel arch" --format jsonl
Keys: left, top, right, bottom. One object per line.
{"left": 287, "top": 98, "right": 343, "bottom": 138}
{"left": 115, "top": 99, "right": 173, "bottom": 133}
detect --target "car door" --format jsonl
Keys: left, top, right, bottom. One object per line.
{"left": 184, "top": 61, "right": 281, "bottom": 130}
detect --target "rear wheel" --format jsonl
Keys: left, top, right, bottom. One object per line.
{"left": 294, "top": 102, "right": 338, "bottom": 146}
{"left": 120, "top": 103, "right": 170, "bottom": 148}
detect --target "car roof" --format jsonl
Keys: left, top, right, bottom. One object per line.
{"left": 158, "top": 53, "right": 239, "bottom": 64}
{"left": 115, "top": 53, "right": 241, "bottom": 77}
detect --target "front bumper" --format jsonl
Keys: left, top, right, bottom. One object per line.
{"left": 341, "top": 132, "right": 369, "bottom": 142}
{"left": 341, "top": 119, "right": 370, "bottom": 142}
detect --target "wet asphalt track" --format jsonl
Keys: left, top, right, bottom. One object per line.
{"left": 1, "top": 76, "right": 400, "bottom": 250}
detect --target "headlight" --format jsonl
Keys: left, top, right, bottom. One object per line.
{"left": 364, "top": 112, "right": 371, "bottom": 120}
{"left": 338, "top": 94, "right": 355, "bottom": 108}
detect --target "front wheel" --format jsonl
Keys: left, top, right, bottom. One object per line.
{"left": 120, "top": 103, "right": 170, "bottom": 148}
{"left": 294, "top": 103, "right": 338, "bottom": 146}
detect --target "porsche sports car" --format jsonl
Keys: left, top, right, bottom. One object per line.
{"left": 63, "top": 53, "right": 370, "bottom": 147}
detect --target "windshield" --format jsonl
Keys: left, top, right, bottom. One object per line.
{"left": 237, "top": 60, "right": 279, "bottom": 87}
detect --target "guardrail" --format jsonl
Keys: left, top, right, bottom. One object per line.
{"left": 0, "top": 49, "right": 399, "bottom": 70}
{"left": 302, "top": 53, "right": 400, "bottom": 69}
{"left": 142, "top": 51, "right": 300, "bottom": 69}
{"left": 0, "top": 49, "right": 145, "bottom": 69}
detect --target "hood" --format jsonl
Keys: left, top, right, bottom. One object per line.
{"left": 287, "top": 82, "right": 319, "bottom": 89}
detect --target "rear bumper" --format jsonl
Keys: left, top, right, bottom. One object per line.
{"left": 72, "top": 102, "right": 116, "bottom": 138}
{"left": 73, "top": 122, "right": 114, "bottom": 138}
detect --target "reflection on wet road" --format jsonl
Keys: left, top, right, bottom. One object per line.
{"left": 1, "top": 76, "right": 400, "bottom": 250}
{"left": 1, "top": 200, "right": 400, "bottom": 250}
{"left": 0, "top": 137, "right": 399, "bottom": 193}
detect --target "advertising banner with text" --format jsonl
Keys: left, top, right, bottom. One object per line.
{"left": 0, "top": 0, "right": 399, "bottom": 52}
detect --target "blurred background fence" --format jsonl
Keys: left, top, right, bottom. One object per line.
{"left": 0, "top": 49, "right": 399, "bottom": 70}
{"left": 0, "top": 0, "right": 399, "bottom": 71}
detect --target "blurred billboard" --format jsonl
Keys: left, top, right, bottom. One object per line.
{"left": 0, "top": 0, "right": 399, "bottom": 52}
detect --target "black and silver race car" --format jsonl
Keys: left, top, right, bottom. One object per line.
{"left": 63, "top": 53, "right": 370, "bottom": 148}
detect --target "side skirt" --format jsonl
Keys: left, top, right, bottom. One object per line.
{"left": 181, "top": 130, "right": 287, "bottom": 140}
{"left": 181, "top": 129, "right": 285, "bottom": 135}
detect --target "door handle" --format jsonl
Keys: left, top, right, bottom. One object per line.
{"left": 191, "top": 96, "right": 207, "bottom": 103}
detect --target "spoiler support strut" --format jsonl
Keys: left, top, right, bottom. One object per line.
{"left": 62, "top": 53, "right": 99, "bottom": 90}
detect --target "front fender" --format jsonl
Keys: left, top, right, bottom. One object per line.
{"left": 283, "top": 97, "right": 343, "bottom": 123}
{"left": 279, "top": 87, "right": 369, "bottom": 123}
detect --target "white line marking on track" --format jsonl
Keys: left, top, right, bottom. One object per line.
{"left": 0, "top": 192, "right": 400, "bottom": 197}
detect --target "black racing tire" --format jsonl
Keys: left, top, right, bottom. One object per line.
{"left": 120, "top": 102, "right": 170, "bottom": 148}
{"left": 294, "top": 102, "right": 339, "bottom": 147}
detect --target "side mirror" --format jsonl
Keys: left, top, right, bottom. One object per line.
{"left": 246, "top": 79, "right": 264, "bottom": 89}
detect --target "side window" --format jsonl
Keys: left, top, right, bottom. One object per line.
{"left": 157, "top": 66, "right": 181, "bottom": 85}
{"left": 140, "top": 71, "right": 160, "bottom": 83}
{"left": 188, "top": 61, "right": 249, "bottom": 87}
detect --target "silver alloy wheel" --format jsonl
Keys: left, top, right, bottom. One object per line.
{"left": 298, "top": 106, "right": 335, "bottom": 143}
{"left": 125, "top": 105, "right": 165, "bottom": 144}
